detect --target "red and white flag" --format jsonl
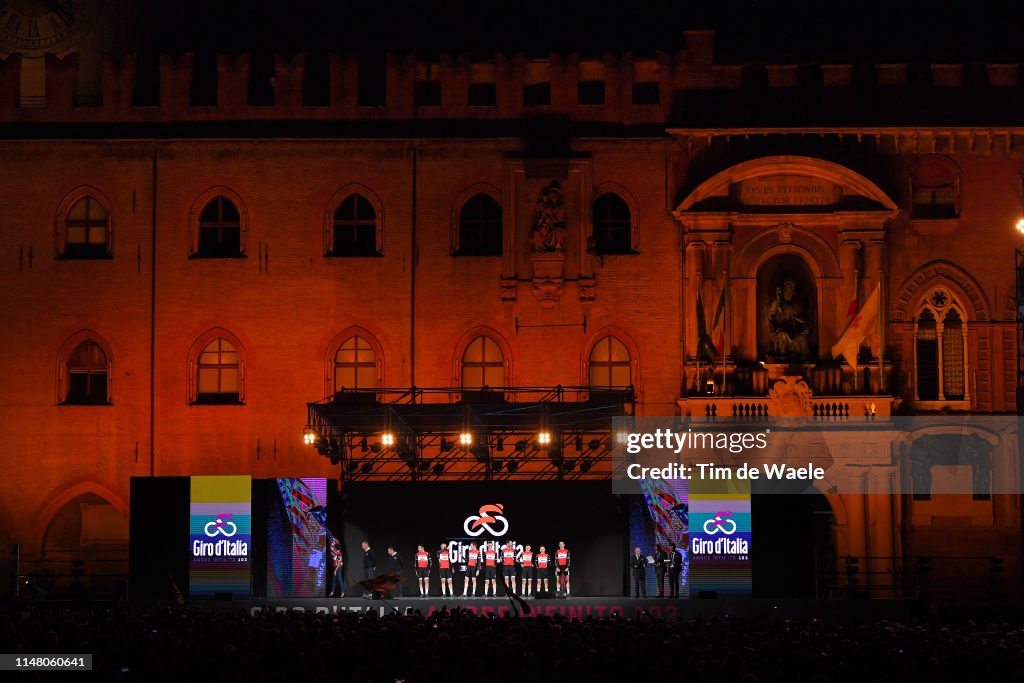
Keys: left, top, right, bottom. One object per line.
{"left": 832, "top": 284, "right": 880, "bottom": 370}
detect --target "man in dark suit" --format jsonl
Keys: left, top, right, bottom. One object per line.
{"left": 385, "top": 545, "right": 404, "bottom": 597}
{"left": 668, "top": 543, "right": 683, "bottom": 598}
{"left": 654, "top": 544, "right": 667, "bottom": 598}
{"left": 631, "top": 546, "right": 647, "bottom": 598}
{"left": 361, "top": 540, "right": 376, "bottom": 598}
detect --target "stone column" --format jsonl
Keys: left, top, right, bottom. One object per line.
{"left": 867, "top": 465, "right": 897, "bottom": 597}
{"left": 839, "top": 467, "right": 868, "bottom": 594}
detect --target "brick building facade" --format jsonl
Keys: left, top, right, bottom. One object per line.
{"left": 1, "top": 28, "right": 1020, "bottom": 599}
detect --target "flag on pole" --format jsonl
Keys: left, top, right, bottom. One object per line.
{"left": 831, "top": 284, "right": 880, "bottom": 370}
{"left": 711, "top": 286, "right": 726, "bottom": 360}
{"left": 844, "top": 290, "right": 859, "bottom": 327}
{"left": 696, "top": 290, "right": 718, "bottom": 366}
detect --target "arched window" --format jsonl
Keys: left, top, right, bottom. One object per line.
{"left": 196, "top": 196, "right": 243, "bottom": 257}
{"left": 592, "top": 193, "right": 634, "bottom": 254}
{"left": 329, "top": 194, "right": 380, "bottom": 256}
{"left": 61, "top": 196, "right": 111, "bottom": 259}
{"left": 457, "top": 193, "right": 502, "bottom": 256}
{"left": 195, "top": 337, "right": 242, "bottom": 404}
{"left": 461, "top": 336, "right": 504, "bottom": 389}
{"left": 914, "top": 289, "right": 969, "bottom": 403}
{"left": 589, "top": 336, "right": 632, "bottom": 388}
{"left": 334, "top": 336, "right": 378, "bottom": 392}
{"left": 64, "top": 339, "right": 110, "bottom": 405}
{"left": 910, "top": 155, "right": 960, "bottom": 219}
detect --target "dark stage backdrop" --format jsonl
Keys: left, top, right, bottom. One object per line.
{"left": 128, "top": 477, "right": 190, "bottom": 600}
{"left": 338, "top": 482, "right": 626, "bottom": 596}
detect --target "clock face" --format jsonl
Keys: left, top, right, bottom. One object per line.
{"left": 0, "top": 0, "right": 96, "bottom": 52}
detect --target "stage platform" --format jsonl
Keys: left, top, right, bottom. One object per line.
{"left": 185, "top": 596, "right": 928, "bottom": 621}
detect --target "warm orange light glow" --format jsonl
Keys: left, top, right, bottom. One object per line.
{"left": 381, "top": 432, "right": 395, "bottom": 447}
{"left": 459, "top": 432, "right": 473, "bottom": 446}
{"left": 537, "top": 431, "right": 551, "bottom": 445}
{"left": 303, "top": 428, "right": 316, "bottom": 445}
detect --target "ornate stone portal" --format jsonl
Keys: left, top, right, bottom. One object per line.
{"left": 531, "top": 182, "right": 567, "bottom": 308}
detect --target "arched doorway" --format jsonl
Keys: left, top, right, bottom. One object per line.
{"left": 34, "top": 492, "right": 128, "bottom": 598}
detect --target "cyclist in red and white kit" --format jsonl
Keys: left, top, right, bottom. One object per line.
{"left": 555, "top": 540, "right": 571, "bottom": 596}
{"left": 414, "top": 544, "right": 431, "bottom": 597}
{"left": 482, "top": 541, "right": 498, "bottom": 596}
{"left": 501, "top": 539, "right": 517, "bottom": 591}
{"left": 438, "top": 543, "right": 454, "bottom": 597}
{"left": 463, "top": 541, "right": 479, "bottom": 597}
{"left": 519, "top": 544, "right": 535, "bottom": 596}
{"left": 535, "top": 545, "right": 551, "bottom": 593}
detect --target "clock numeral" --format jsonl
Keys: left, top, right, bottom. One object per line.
{"left": 4, "top": 13, "right": 19, "bottom": 35}
{"left": 27, "top": 18, "right": 38, "bottom": 38}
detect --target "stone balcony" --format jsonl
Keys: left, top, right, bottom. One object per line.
{"left": 678, "top": 374, "right": 897, "bottom": 420}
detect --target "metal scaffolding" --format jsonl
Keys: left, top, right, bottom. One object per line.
{"left": 306, "top": 386, "right": 634, "bottom": 482}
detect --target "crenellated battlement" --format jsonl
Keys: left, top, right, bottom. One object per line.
{"left": 2, "top": 30, "right": 1023, "bottom": 129}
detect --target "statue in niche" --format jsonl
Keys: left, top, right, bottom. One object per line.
{"left": 766, "top": 277, "right": 812, "bottom": 361}
{"left": 532, "top": 182, "right": 567, "bottom": 252}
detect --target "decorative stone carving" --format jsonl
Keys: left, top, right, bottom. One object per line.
{"left": 530, "top": 181, "right": 567, "bottom": 307}
{"left": 531, "top": 182, "right": 567, "bottom": 253}
{"left": 776, "top": 222, "right": 794, "bottom": 243}
{"left": 578, "top": 276, "right": 596, "bottom": 305}
{"left": 500, "top": 278, "right": 518, "bottom": 302}
{"left": 768, "top": 376, "right": 814, "bottom": 417}
{"left": 531, "top": 252, "right": 565, "bottom": 308}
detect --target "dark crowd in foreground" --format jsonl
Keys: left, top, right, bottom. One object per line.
{"left": 3, "top": 604, "right": 1024, "bottom": 682}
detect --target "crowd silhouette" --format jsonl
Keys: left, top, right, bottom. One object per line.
{"left": 3, "top": 604, "right": 1024, "bottom": 681}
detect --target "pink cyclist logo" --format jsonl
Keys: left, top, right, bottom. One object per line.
{"left": 702, "top": 510, "right": 738, "bottom": 535}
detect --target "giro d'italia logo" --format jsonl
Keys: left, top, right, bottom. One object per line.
{"left": 204, "top": 513, "right": 238, "bottom": 537}
{"left": 463, "top": 503, "right": 509, "bottom": 537}
{"left": 702, "top": 510, "right": 737, "bottom": 535}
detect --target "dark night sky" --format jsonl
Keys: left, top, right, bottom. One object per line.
{"left": 149, "top": 0, "right": 1024, "bottom": 63}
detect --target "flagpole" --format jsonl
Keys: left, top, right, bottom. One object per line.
{"left": 852, "top": 268, "right": 859, "bottom": 394}
{"left": 878, "top": 263, "right": 885, "bottom": 394}
{"left": 721, "top": 268, "right": 727, "bottom": 395}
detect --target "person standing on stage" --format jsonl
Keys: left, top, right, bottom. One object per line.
{"left": 414, "top": 544, "right": 431, "bottom": 597}
{"left": 555, "top": 540, "right": 571, "bottom": 596}
{"left": 669, "top": 543, "right": 683, "bottom": 598}
{"left": 654, "top": 543, "right": 668, "bottom": 598}
{"left": 482, "top": 541, "right": 498, "bottom": 596}
{"left": 501, "top": 539, "right": 517, "bottom": 591}
{"left": 385, "top": 545, "right": 404, "bottom": 598}
{"left": 519, "top": 544, "right": 535, "bottom": 596}
{"left": 438, "top": 542, "right": 454, "bottom": 597}
{"left": 535, "top": 545, "right": 551, "bottom": 594}
{"left": 463, "top": 542, "right": 479, "bottom": 597}
{"left": 328, "top": 538, "right": 345, "bottom": 598}
{"left": 631, "top": 546, "right": 647, "bottom": 598}
{"left": 360, "top": 540, "right": 376, "bottom": 598}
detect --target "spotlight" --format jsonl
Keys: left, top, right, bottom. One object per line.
{"left": 381, "top": 432, "right": 395, "bottom": 447}
{"left": 564, "top": 460, "right": 577, "bottom": 472}
{"left": 459, "top": 432, "right": 473, "bottom": 447}
{"left": 506, "top": 461, "right": 519, "bottom": 473}
{"left": 418, "top": 460, "right": 431, "bottom": 472}
{"left": 303, "top": 427, "right": 316, "bottom": 445}
{"left": 360, "top": 437, "right": 368, "bottom": 453}
{"left": 440, "top": 437, "right": 452, "bottom": 452}
{"left": 575, "top": 435, "right": 583, "bottom": 451}
{"left": 515, "top": 440, "right": 528, "bottom": 452}
{"left": 704, "top": 379, "right": 715, "bottom": 395}
{"left": 371, "top": 443, "right": 382, "bottom": 453}
{"left": 495, "top": 438, "right": 504, "bottom": 452}
{"left": 432, "top": 463, "right": 445, "bottom": 476}
{"left": 580, "top": 460, "right": 593, "bottom": 473}
{"left": 397, "top": 443, "right": 416, "bottom": 465}
{"left": 329, "top": 454, "right": 340, "bottom": 466}
{"left": 347, "top": 460, "right": 360, "bottom": 473}
{"left": 588, "top": 439, "right": 602, "bottom": 450}
{"left": 360, "top": 461, "right": 373, "bottom": 474}
{"left": 491, "top": 459, "right": 503, "bottom": 471}
{"left": 537, "top": 431, "right": 552, "bottom": 446}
